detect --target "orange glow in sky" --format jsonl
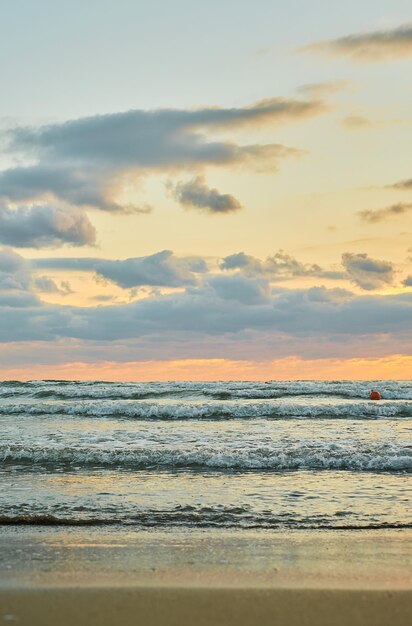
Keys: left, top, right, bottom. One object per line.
{"left": 1, "top": 355, "right": 410, "bottom": 382}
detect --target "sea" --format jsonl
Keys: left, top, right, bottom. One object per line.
{"left": 1, "top": 380, "right": 411, "bottom": 531}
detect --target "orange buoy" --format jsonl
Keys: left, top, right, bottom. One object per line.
{"left": 369, "top": 390, "right": 381, "bottom": 401}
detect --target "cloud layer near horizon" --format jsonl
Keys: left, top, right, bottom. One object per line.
{"left": 34, "top": 250, "right": 207, "bottom": 288}
{"left": 1, "top": 246, "right": 411, "bottom": 367}
{"left": 0, "top": 270, "right": 411, "bottom": 354}
{"left": 31, "top": 249, "right": 402, "bottom": 291}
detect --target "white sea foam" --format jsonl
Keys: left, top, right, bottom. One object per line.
{"left": 0, "top": 398, "right": 411, "bottom": 419}
{"left": 1, "top": 380, "right": 411, "bottom": 400}
{"left": 2, "top": 440, "right": 411, "bottom": 471}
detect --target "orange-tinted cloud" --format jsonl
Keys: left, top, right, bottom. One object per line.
{"left": 358, "top": 202, "right": 412, "bottom": 223}
{"left": 301, "top": 23, "right": 412, "bottom": 62}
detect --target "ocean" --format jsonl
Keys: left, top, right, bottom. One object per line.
{"left": 1, "top": 380, "right": 411, "bottom": 530}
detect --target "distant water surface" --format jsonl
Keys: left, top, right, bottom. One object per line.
{"left": 1, "top": 380, "right": 411, "bottom": 530}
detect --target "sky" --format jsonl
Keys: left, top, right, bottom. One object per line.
{"left": 0, "top": 0, "right": 411, "bottom": 380}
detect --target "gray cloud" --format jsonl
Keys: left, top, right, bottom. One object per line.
{"left": 170, "top": 176, "right": 242, "bottom": 213}
{"left": 359, "top": 202, "right": 412, "bottom": 223}
{"left": 0, "top": 98, "right": 324, "bottom": 212}
{"left": 220, "top": 250, "right": 344, "bottom": 280}
{"left": 403, "top": 276, "right": 412, "bottom": 287}
{"left": 0, "top": 247, "right": 39, "bottom": 307}
{"left": 0, "top": 291, "right": 39, "bottom": 308}
{"left": 33, "top": 250, "right": 208, "bottom": 289}
{"left": 301, "top": 23, "right": 412, "bottom": 62}
{"left": 0, "top": 204, "right": 96, "bottom": 248}
{"left": 0, "top": 281, "right": 410, "bottom": 347}
{"left": 33, "top": 248, "right": 396, "bottom": 296}
{"left": 220, "top": 252, "right": 263, "bottom": 273}
{"left": 1, "top": 329, "right": 410, "bottom": 367}
{"left": 34, "top": 276, "right": 73, "bottom": 296}
{"left": 207, "top": 274, "right": 271, "bottom": 305}
{"left": 0, "top": 247, "right": 27, "bottom": 275}
{"left": 0, "top": 247, "right": 70, "bottom": 310}
{"left": 0, "top": 247, "right": 31, "bottom": 291}
{"left": 34, "top": 249, "right": 343, "bottom": 292}
{"left": 342, "top": 252, "right": 395, "bottom": 290}
{"left": 0, "top": 165, "right": 119, "bottom": 212}
{"left": 1, "top": 246, "right": 410, "bottom": 357}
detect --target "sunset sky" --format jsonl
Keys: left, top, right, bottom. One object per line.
{"left": 0, "top": 0, "right": 411, "bottom": 380}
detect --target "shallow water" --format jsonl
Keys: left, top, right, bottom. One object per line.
{"left": 0, "top": 380, "right": 411, "bottom": 529}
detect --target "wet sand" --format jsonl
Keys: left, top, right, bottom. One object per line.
{"left": 1, "top": 528, "right": 411, "bottom": 625}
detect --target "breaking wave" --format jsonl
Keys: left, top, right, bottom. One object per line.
{"left": 1, "top": 380, "right": 411, "bottom": 400}
{"left": 2, "top": 441, "right": 411, "bottom": 472}
{"left": 0, "top": 399, "right": 411, "bottom": 419}
{"left": 0, "top": 508, "right": 411, "bottom": 530}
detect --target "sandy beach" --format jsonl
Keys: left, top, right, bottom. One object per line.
{"left": 1, "top": 527, "right": 411, "bottom": 625}
{"left": 2, "top": 587, "right": 412, "bottom": 626}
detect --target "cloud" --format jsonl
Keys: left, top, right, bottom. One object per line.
{"left": 0, "top": 247, "right": 27, "bottom": 275}
{"left": 388, "top": 178, "right": 412, "bottom": 191}
{"left": 342, "top": 252, "right": 395, "bottom": 290}
{"left": 0, "top": 291, "right": 39, "bottom": 308}
{"left": 207, "top": 274, "right": 271, "bottom": 305}
{"left": 1, "top": 247, "right": 411, "bottom": 358}
{"left": 169, "top": 176, "right": 242, "bottom": 213}
{"left": 34, "top": 276, "right": 73, "bottom": 296}
{"left": 358, "top": 203, "right": 412, "bottom": 223}
{"left": 403, "top": 276, "right": 412, "bottom": 287}
{"left": 0, "top": 204, "right": 96, "bottom": 248}
{"left": 341, "top": 115, "right": 373, "bottom": 129}
{"left": 0, "top": 247, "right": 39, "bottom": 307}
{"left": 303, "top": 286, "right": 353, "bottom": 303}
{"left": 220, "top": 252, "right": 263, "bottom": 273}
{"left": 0, "top": 281, "right": 410, "bottom": 349}
{"left": 4, "top": 247, "right": 407, "bottom": 359}
{"left": 133, "top": 204, "right": 153, "bottom": 214}
{"left": 297, "top": 80, "right": 354, "bottom": 97}
{"left": 0, "top": 165, "right": 120, "bottom": 212}
{"left": 0, "top": 98, "right": 325, "bottom": 212}
{"left": 33, "top": 250, "right": 208, "bottom": 288}
{"left": 0, "top": 247, "right": 31, "bottom": 291}
{"left": 301, "top": 23, "right": 412, "bottom": 62}
{"left": 220, "top": 250, "right": 344, "bottom": 280}
{"left": 33, "top": 248, "right": 396, "bottom": 296}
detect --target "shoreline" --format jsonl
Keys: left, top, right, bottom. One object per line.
{"left": 1, "top": 527, "right": 411, "bottom": 587}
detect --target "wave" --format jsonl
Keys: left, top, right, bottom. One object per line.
{"left": 1, "top": 399, "right": 411, "bottom": 419}
{"left": 0, "top": 509, "right": 410, "bottom": 530}
{"left": 0, "top": 514, "right": 105, "bottom": 526}
{"left": 1, "top": 380, "right": 411, "bottom": 400}
{"left": 28, "top": 389, "right": 181, "bottom": 401}
{"left": 2, "top": 442, "right": 411, "bottom": 472}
